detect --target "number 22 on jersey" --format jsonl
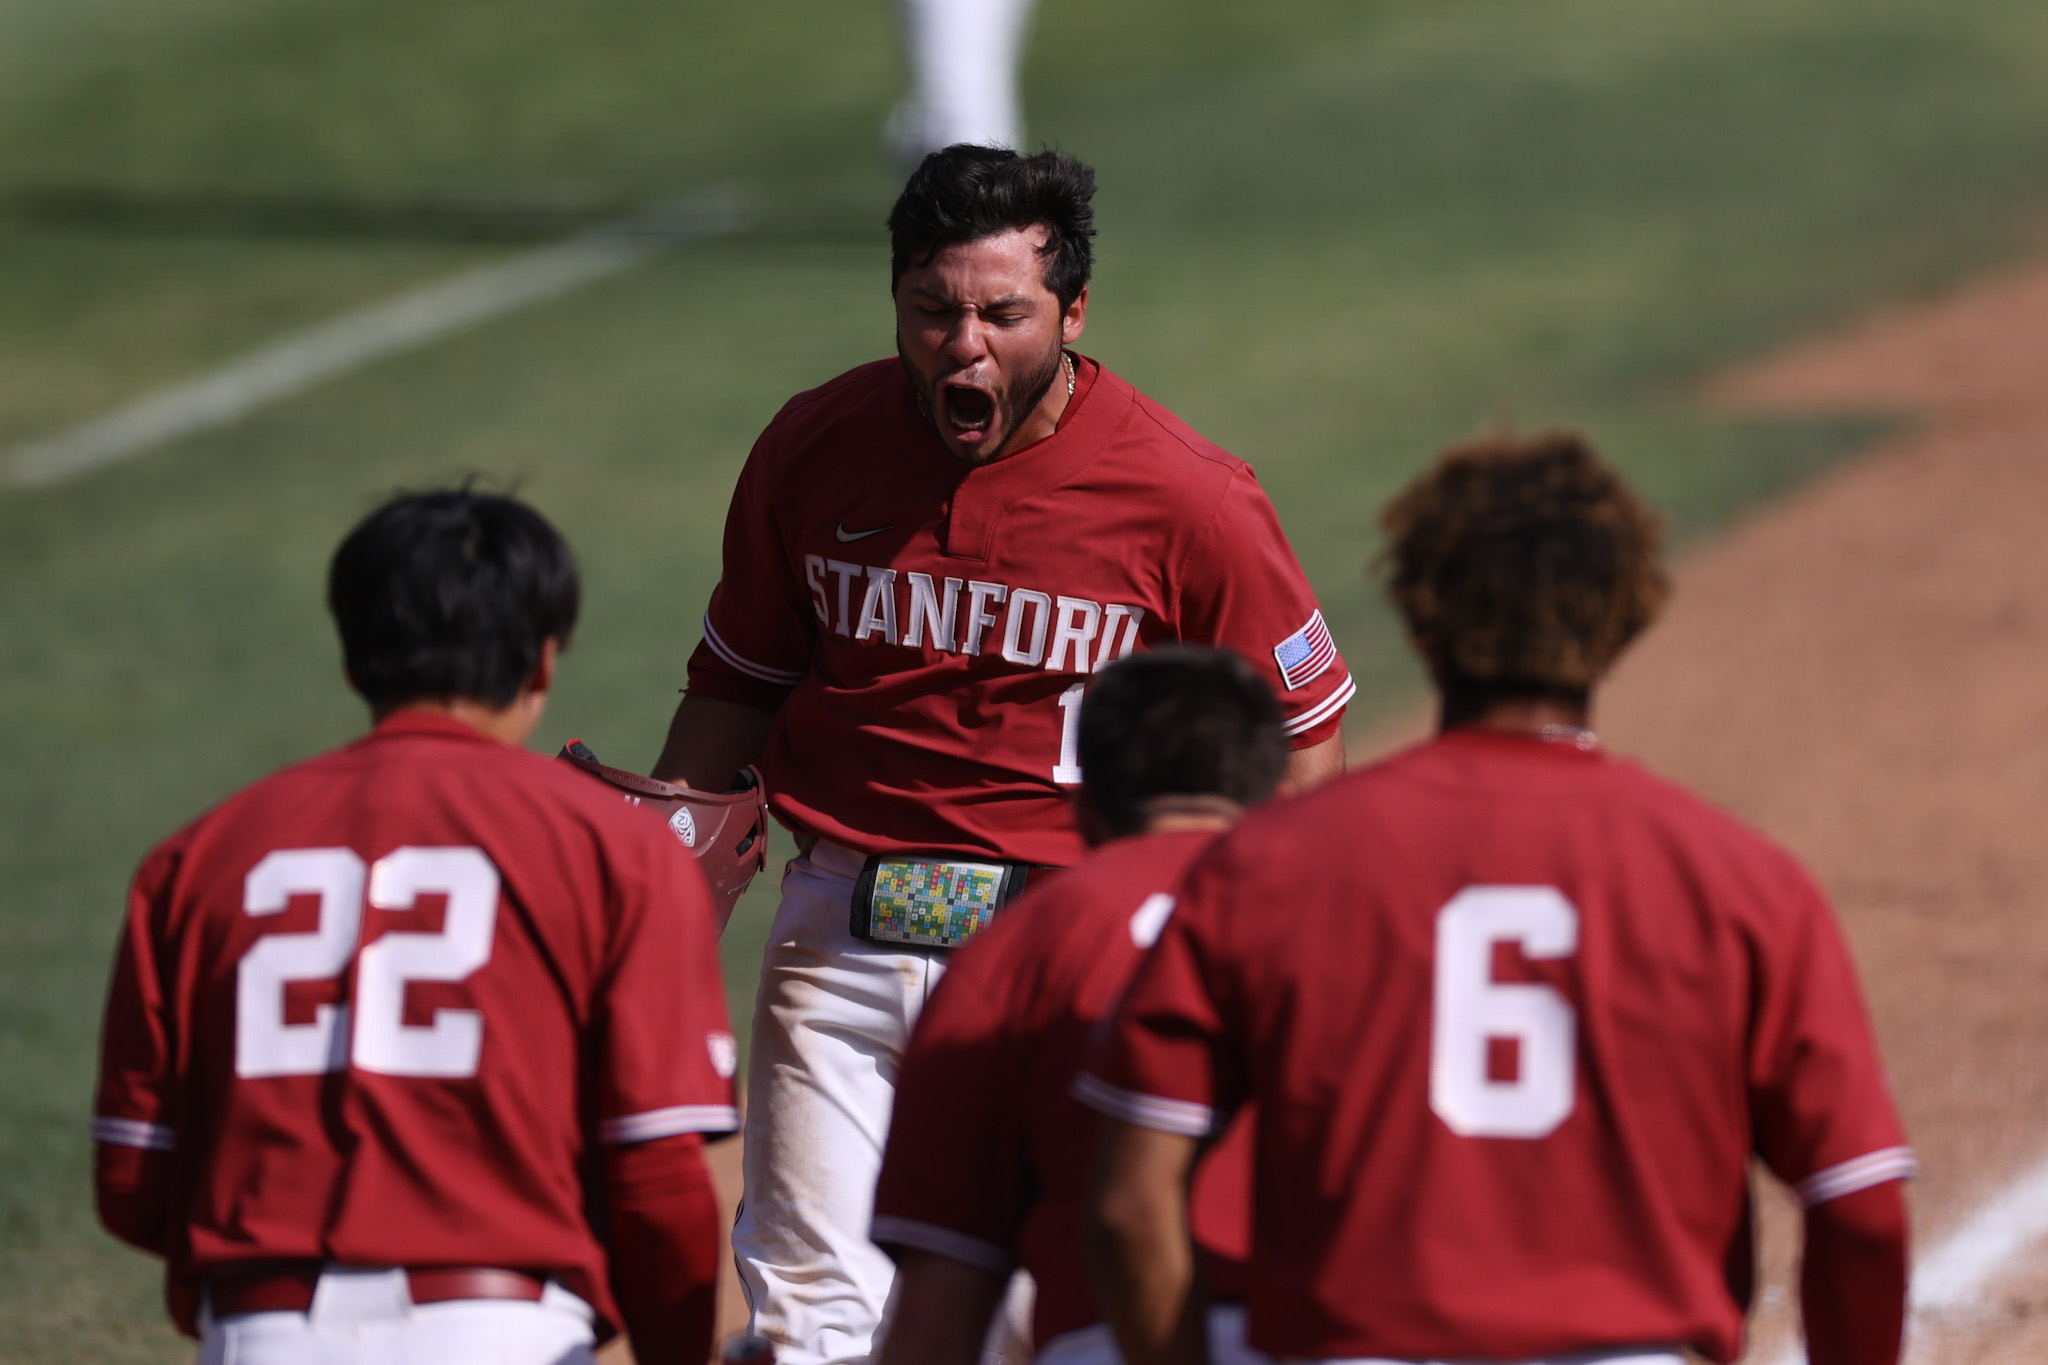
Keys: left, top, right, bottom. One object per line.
{"left": 236, "top": 846, "right": 499, "bottom": 1080}
{"left": 1429, "top": 885, "right": 1580, "bottom": 1139}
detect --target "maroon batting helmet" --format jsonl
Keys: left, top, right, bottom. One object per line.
{"left": 556, "top": 739, "right": 770, "bottom": 933}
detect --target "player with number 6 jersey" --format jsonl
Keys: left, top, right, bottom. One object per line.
{"left": 94, "top": 491, "right": 738, "bottom": 1365}
{"left": 1082, "top": 434, "right": 1912, "bottom": 1365}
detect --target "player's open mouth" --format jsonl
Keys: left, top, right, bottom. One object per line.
{"left": 942, "top": 385, "right": 996, "bottom": 437}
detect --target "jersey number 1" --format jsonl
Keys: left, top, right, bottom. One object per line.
{"left": 1053, "top": 682, "right": 1085, "bottom": 785}
{"left": 236, "top": 846, "right": 498, "bottom": 1080}
{"left": 1429, "top": 885, "right": 1579, "bottom": 1139}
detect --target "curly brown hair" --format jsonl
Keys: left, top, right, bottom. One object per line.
{"left": 1379, "top": 431, "right": 1669, "bottom": 693}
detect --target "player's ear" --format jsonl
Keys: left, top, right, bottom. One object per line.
{"left": 528, "top": 638, "right": 561, "bottom": 698}
{"left": 498, "top": 639, "right": 562, "bottom": 746}
{"left": 1061, "top": 285, "right": 1088, "bottom": 345}
{"left": 1420, "top": 650, "right": 1450, "bottom": 691}
{"left": 341, "top": 661, "right": 379, "bottom": 718}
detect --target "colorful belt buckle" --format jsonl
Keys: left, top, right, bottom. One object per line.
{"left": 851, "top": 855, "right": 1029, "bottom": 949}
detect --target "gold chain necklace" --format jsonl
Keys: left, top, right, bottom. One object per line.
{"left": 1537, "top": 723, "right": 1600, "bottom": 751}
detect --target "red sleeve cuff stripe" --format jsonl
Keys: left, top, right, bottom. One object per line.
{"left": 92, "top": 1116, "right": 176, "bottom": 1151}
{"left": 869, "top": 1215, "right": 1015, "bottom": 1275}
{"left": 1282, "top": 673, "right": 1356, "bottom": 737}
{"left": 1797, "top": 1146, "right": 1918, "bottom": 1206}
{"left": 1071, "top": 1072, "right": 1215, "bottom": 1138}
{"left": 599, "top": 1104, "right": 741, "bottom": 1145}
{"left": 701, "top": 615, "right": 807, "bottom": 686}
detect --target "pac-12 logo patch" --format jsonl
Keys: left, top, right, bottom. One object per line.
{"left": 707, "top": 1030, "right": 738, "bottom": 1079}
{"left": 668, "top": 805, "right": 698, "bottom": 848}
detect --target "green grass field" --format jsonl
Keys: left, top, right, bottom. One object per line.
{"left": 7, "top": 0, "right": 2048, "bottom": 1356}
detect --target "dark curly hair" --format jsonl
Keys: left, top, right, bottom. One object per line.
{"left": 887, "top": 145, "right": 1096, "bottom": 310}
{"left": 1379, "top": 431, "right": 1668, "bottom": 695}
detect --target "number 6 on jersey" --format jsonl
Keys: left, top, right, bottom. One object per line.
{"left": 1429, "top": 885, "right": 1580, "bottom": 1139}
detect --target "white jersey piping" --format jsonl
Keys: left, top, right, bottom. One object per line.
{"left": 92, "top": 1116, "right": 177, "bottom": 1151}
{"left": 1796, "top": 1145, "right": 1917, "bottom": 1207}
{"left": 599, "top": 1103, "right": 741, "bottom": 1145}
{"left": 1283, "top": 673, "right": 1356, "bottom": 737}
{"left": 1071, "top": 1072, "right": 1216, "bottom": 1138}
{"left": 869, "top": 1215, "right": 1015, "bottom": 1275}
{"left": 701, "top": 615, "right": 808, "bottom": 686}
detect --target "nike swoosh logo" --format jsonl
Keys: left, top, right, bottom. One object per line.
{"left": 835, "top": 520, "right": 893, "bottom": 542}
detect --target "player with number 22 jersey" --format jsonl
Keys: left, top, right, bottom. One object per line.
{"left": 94, "top": 492, "right": 737, "bottom": 1364}
{"left": 96, "top": 714, "right": 738, "bottom": 1337}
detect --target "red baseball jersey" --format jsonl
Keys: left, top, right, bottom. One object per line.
{"left": 686, "top": 355, "right": 1353, "bottom": 866}
{"left": 871, "top": 829, "right": 1251, "bottom": 1347}
{"left": 1078, "top": 729, "right": 1912, "bottom": 1364}
{"left": 93, "top": 711, "right": 739, "bottom": 1337}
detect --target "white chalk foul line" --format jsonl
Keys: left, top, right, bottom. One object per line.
{"left": 1759, "top": 1149, "right": 2048, "bottom": 1365}
{"left": 5, "top": 189, "right": 748, "bottom": 489}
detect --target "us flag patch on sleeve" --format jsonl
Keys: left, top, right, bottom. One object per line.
{"left": 1273, "top": 610, "right": 1337, "bottom": 691}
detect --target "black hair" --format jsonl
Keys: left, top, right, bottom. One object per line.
{"left": 887, "top": 145, "right": 1097, "bottom": 310}
{"left": 328, "top": 488, "right": 580, "bottom": 710}
{"left": 1079, "top": 646, "right": 1288, "bottom": 839}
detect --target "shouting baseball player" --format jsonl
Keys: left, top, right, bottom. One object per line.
{"left": 871, "top": 647, "right": 1285, "bottom": 1365}
{"left": 1082, "top": 433, "right": 1913, "bottom": 1365}
{"left": 93, "top": 491, "right": 739, "bottom": 1364}
{"left": 651, "top": 145, "right": 1354, "bottom": 1365}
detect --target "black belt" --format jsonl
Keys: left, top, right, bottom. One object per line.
{"left": 849, "top": 853, "right": 1059, "bottom": 950}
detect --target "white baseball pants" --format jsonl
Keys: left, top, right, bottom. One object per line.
{"left": 1033, "top": 1306, "right": 1688, "bottom": 1365}
{"left": 196, "top": 1268, "right": 596, "bottom": 1365}
{"left": 891, "top": 0, "right": 1036, "bottom": 158}
{"left": 732, "top": 842, "right": 940, "bottom": 1365}
{"left": 1286, "top": 1348, "right": 1687, "bottom": 1365}
{"left": 732, "top": 843, "right": 1030, "bottom": 1365}
{"left": 1037, "top": 1305, "right": 1272, "bottom": 1365}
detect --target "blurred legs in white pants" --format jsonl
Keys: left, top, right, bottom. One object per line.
{"left": 890, "top": 0, "right": 1037, "bottom": 160}
{"left": 1036, "top": 1313, "right": 1686, "bottom": 1365}
{"left": 1037, "top": 1305, "right": 1271, "bottom": 1365}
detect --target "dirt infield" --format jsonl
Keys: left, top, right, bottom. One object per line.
{"left": 1624, "top": 262, "right": 2048, "bottom": 1365}
{"left": 630, "top": 264, "right": 2048, "bottom": 1365}
{"left": 1592, "top": 262, "right": 2048, "bottom": 1363}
